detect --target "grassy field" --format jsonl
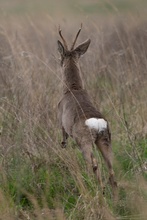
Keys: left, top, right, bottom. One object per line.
{"left": 0, "top": 1, "right": 147, "bottom": 219}
{"left": 1, "top": 0, "right": 147, "bottom": 16}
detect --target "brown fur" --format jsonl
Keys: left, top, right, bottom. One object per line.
{"left": 57, "top": 27, "right": 117, "bottom": 194}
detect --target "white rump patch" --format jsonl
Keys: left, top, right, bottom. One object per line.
{"left": 85, "top": 118, "right": 107, "bottom": 132}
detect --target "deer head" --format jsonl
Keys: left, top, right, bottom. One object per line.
{"left": 57, "top": 24, "right": 91, "bottom": 66}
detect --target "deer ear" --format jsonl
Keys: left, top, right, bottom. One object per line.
{"left": 57, "top": 40, "right": 65, "bottom": 56}
{"left": 74, "top": 39, "right": 91, "bottom": 56}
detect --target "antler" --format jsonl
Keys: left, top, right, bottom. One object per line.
{"left": 58, "top": 26, "right": 68, "bottom": 50}
{"left": 70, "top": 23, "right": 82, "bottom": 50}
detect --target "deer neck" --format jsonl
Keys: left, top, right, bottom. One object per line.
{"left": 62, "top": 59, "right": 84, "bottom": 94}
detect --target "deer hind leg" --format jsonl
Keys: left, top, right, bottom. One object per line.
{"left": 96, "top": 138, "right": 117, "bottom": 194}
{"left": 61, "top": 127, "right": 68, "bottom": 148}
{"left": 81, "top": 144, "right": 104, "bottom": 190}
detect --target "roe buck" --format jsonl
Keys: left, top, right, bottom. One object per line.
{"left": 57, "top": 25, "right": 117, "bottom": 193}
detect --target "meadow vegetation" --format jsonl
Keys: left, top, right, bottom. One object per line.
{"left": 0, "top": 1, "right": 147, "bottom": 219}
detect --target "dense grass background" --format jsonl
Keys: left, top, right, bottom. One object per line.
{"left": 0, "top": 0, "right": 147, "bottom": 219}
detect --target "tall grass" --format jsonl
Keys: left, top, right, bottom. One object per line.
{"left": 0, "top": 14, "right": 147, "bottom": 219}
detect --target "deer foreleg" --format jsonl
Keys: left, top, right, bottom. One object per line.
{"left": 61, "top": 127, "right": 68, "bottom": 148}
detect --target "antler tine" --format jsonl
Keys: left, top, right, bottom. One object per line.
{"left": 58, "top": 25, "right": 68, "bottom": 50}
{"left": 71, "top": 23, "right": 82, "bottom": 50}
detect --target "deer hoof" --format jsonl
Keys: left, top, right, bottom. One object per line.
{"left": 93, "top": 165, "right": 97, "bottom": 172}
{"left": 109, "top": 176, "right": 117, "bottom": 188}
{"left": 61, "top": 141, "right": 66, "bottom": 148}
{"left": 102, "top": 186, "right": 106, "bottom": 195}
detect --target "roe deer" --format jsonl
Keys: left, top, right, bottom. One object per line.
{"left": 57, "top": 25, "right": 117, "bottom": 193}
